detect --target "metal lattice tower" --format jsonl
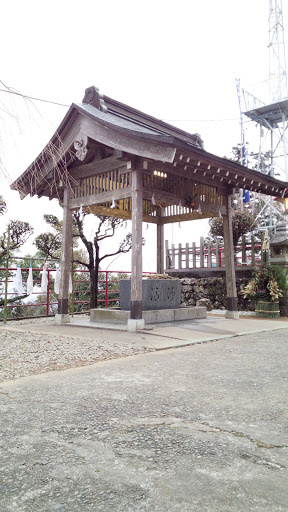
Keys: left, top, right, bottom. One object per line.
{"left": 268, "top": 0, "right": 288, "bottom": 103}
{"left": 242, "top": 0, "right": 288, "bottom": 181}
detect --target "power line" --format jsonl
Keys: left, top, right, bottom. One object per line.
{"left": 0, "top": 88, "right": 69, "bottom": 108}
{"left": 0, "top": 87, "right": 243, "bottom": 123}
{"left": 0, "top": 86, "right": 252, "bottom": 124}
{"left": 163, "top": 118, "right": 239, "bottom": 122}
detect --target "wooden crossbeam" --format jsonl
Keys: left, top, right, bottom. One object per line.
{"left": 68, "top": 156, "right": 127, "bottom": 180}
{"left": 77, "top": 204, "right": 160, "bottom": 224}
{"left": 145, "top": 162, "right": 229, "bottom": 195}
{"left": 69, "top": 187, "right": 132, "bottom": 209}
{"left": 143, "top": 187, "right": 182, "bottom": 206}
{"left": 160, "top": 202, "right": 227, "bottom": 224}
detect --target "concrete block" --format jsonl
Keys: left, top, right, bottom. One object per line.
{"left": 54, "top": 314, "right": 70, "bottom": 324}
{"left": 143, "top": 309, "right": 175, "bottom": 324}
{"left": 89, "top": 306, "right": 207, "bottom": 325}
{"left": 127, "top": 319, "right": 145, "bottom": 332}
{"left": 90, "top": 309, "right": 130, "bottom": 324}
{"left": 174, "top": 307, "right": 207, "bottom": 321}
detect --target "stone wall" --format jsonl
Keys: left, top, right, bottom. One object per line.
{"left": 180, "top": 275, "right": 254, "bottom": 311}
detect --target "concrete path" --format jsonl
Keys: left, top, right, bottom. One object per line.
{"left": 140, "top": 316, "right": 288, "bottom": 349}
{"left": 0, "top": 318, "right": 288, "bottom": 511}
{"left": 22, "top": 314, "right": 288, "bottom": 350}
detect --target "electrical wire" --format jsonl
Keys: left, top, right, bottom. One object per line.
{"left": 0, "top": 87, "right": 69, "bottom": 108}
{"left": 0, "top": 87, "right": 248, "bottom": 123}
{"left": 163, "top": 117, "right": 239, "bottom": 122}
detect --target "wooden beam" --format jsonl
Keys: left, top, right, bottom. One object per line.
{"left": 161, "top": 212, "right": 210, "bottom": 224}
{"left": 69, "top": 187, "right": 132, "bottom": 209}
{"left": 131, "top": 168, "right": 143, "bottom": 319}
{"left": 146, "top": 162, "right": 229, "bottom": 196}
{"left": 143, "top": 214, "right": 160, "bottom": 224}
{"left": 222, "top": 194, "right": 238, "bottom": 319}
{"left": 84, "top": 205, "right": 132, "bottom": 220}
{"left": 143, "top": 187, "right": 182, "bottom": 206}
{"left": 77, "top": 204, "right": 160, "bottom": 224}
{"left": 160, "top": 203, "right": 227, "bottom": 224}
{"left": 68, "top": 156, "right": 127, "bottom": 180}
{"left": 56, "top": 188, "right": 72, "bottom": 323}
{"left": 157, "top": 209, "right": 164, "bottom": 273}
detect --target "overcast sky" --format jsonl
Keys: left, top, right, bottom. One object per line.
{"left": 1, "top": 0, "right": 287, "bottom": 271}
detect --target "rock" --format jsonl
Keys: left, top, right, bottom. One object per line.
{"left": 196, "top": 298, "right": 212, "bottom": 311}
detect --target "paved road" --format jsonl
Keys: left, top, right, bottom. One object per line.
{"left": 1, "top": 328, "right": 288, "bottom": 511}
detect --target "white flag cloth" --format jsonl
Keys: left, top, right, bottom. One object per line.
{"left": 13, "top": 266, "right": 24, "bottom": 294}
{"left": 54, "top": 266, "right": 73, "bottom": 295}
{"left": 40, "top": 268, "right": 48, "bottom": 293}
{"left": 26, "top": 266, "right": 34, "bottom": 295}
{"left": 54, "top": 265, "right": 60, "bottom": 294}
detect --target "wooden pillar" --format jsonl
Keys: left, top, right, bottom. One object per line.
{"left": 157, "top": 212, "right": 164, "bottom": 274}
{"left": 223, "top": 193, "right": 239, "bottom": 319}
{"left": 55, "top": 187, "right": 72, "bottom": 324}
{"left": 130, "top": 168, "right": 143, "bottom": 320}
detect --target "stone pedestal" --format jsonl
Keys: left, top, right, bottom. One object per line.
{"left": 90, "top": 306, "right": 207, "bottom": 325}
{"left": 120, "top": 279, "right": 181, "bottom": 311}
{"left": 270, "top": 212, "right": 288, "bottom": 268}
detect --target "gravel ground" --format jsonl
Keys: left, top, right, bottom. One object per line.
{"left": 0, "top": 316, "right": 153, "bottom": 382}
{"left": 1, "top": 329, "right": 288, "bottom": 511}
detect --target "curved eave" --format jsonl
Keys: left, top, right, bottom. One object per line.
{"left": 10, "top": 106, "right": 79, "bottom": 198}
{"left": 73, "top": 103, "right": 175, "bottom": 143}
{"left": 10, "top": 95, "right": 288, "bottom": 202}
{"left": 11, "top": 103, "right": 178, "bottom": 199}
{"left": 172, "top": 143, "right": 288, "bottom": 196}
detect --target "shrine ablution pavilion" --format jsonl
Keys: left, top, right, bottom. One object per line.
{"left": 11, "top": 86, "right": 288, "bottom": 328}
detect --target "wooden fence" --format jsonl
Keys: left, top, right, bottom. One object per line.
{"left": 165, "top": 235, "right": 263, "bottom": 271}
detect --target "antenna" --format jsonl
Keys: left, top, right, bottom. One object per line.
{"left": 242, "top": 0, "right": 288, "bottom": 181}
{"left": 268, "top": 0, "right": 288, "bottom": 103}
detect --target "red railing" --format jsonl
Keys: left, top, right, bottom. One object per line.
{"left": 0, "top": 268, "right": 153, "bottom": 319}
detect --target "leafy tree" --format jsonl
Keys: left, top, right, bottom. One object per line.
{"left": 34, "top": 214, "right": 65, "bottom": 260}
{"left": 228, "top": 143, "right": 283, "bottom": 229}
{"left": 228, "top": 143, "right": 272, "bottom": 175}
{"left": 36, "top": 212, "right": 136, "bottom": 309}
{"left": 0, "top": 197, "right": 34, "bottom": 316}
{"left": 207, "top": 143, "right": 284, "bottom": 250}
{"left": 209, "top": 210, "right": 255, "bottom": 247}
{"left": 73, "top": 213, "right": 134, "bottom": 309}
{"left": 0, "top": 219, "right": 34, "bottom": 263}
{"left": 0, "top": 196, "right": 34, "bottom": 268}
{"left": 0, "top": 195, "right": 7, "bottom": 217}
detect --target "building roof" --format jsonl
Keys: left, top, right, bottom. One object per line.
{"left": 11, "top": 86, "right": 288, "bottom": 202}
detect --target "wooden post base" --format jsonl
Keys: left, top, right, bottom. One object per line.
{"left": 58, "top": 298, "right": 69, "bottom": 315}
{"left": 130, "top": 300, "right": 142, "bottom": 320}
{"left": 225, "top": 310, "right": 239, "bottom": 319}
{"left": 226, "top": 296, "right": 239, "bottom": 319}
